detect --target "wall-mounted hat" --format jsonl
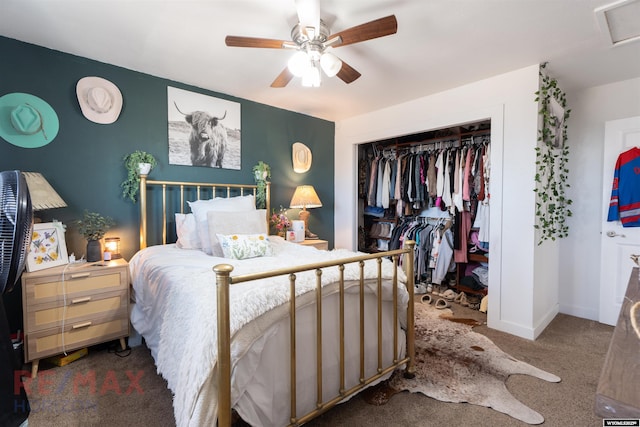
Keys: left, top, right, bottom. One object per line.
{"left": 0, "top": 93, "right": 60, "bottom": 148}
{"left": 292, "top": 142, "right": 312, "bottom": 173}
{"left": 76, "top": 76, "right": 123, "bottom": 124}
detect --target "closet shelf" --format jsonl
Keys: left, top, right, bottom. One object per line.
{"left": 468, "top": 253, "right": 488, "bottom": 263}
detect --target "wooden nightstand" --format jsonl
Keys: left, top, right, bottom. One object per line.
{"left": 21, "top": 258, "right": 130, "bottom": 378}
{"left": 298, "top": 239, "right": 329, "bottom": 250}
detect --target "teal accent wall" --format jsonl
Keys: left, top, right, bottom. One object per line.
{"left": 0, "top": 36, "right": 335, "bottom": 260}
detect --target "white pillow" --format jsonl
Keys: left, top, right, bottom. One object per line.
{"left": 187, "top": 195, "right": 256, "bottom": 255}
{"left": 217, "top": 233, "right": 272, "bottom": 260}
{"left": 175, "top": 213, "right": 200, "bottom": 249}
{"left": 207, "top": 209, "right": 267, "bottom": 257}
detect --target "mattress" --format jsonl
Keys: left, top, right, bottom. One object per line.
{"left": 129, "top": 237, "right": 408, "bottom": 426}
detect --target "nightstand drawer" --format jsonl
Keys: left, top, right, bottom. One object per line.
{"left": 23, "top": 266, "right": 127, "bottom": 305}
{"left": 26, "top": 290, "right": 128, "bottom": 333}
{"left": 26, "top": 316, "right": 129, "bottom": 362}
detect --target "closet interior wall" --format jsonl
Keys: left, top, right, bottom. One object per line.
{"left": 357, "top": 120, "right": 491, "bottom": 299}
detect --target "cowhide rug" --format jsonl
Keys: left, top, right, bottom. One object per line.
{"left": 368, "top": 301, "right": 561, "bottom": 425}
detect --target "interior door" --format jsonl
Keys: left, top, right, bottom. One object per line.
{"left": 599, "top": 116, "right": 640, "bottom": 325}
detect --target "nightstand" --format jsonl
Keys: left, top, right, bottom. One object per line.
{"left": 298, "top": 239, "right": 329, "bottom": 250}
{"left": 21, "top": 258, "right": 129, "bottom": 378}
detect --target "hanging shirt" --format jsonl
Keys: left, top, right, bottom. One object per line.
{"left": 367, "top": 156, "right": 379, "bottom": 207}
{"left": 452, "top": 148, "right": 464, "bottom": 212}
{"left": 608, "top": 147, "right": 640, "bottom": 227}
{"left": 381, "top": 159, "right": 391, "bottom": 208}
{"left": 442, "top": 149, "right": 452, "bottom": 211}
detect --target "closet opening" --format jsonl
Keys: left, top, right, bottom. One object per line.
{"left": 357, "top": 119, "right": 490, "bottom": 311}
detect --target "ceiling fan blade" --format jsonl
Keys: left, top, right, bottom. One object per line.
{"left": 330, "top": 15, "right": 398, "bottom": 47}
{"left": 336, "top": 61, "right": 361, "bottom": 84}
{"left": 271, "top": 68, "right": 294, "bottom": 88}
{"left": 295, "top": 0, "right": 320, "bottom": 35}
{"left": 225, "top": 35, "right": 290, "bottom": 49}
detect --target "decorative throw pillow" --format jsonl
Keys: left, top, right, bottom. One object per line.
{"left": 175, "top": 213, "right": 200, "bottom": 249}
{"left": 187, "top": 195, "right": 256, "bottom": 255}
{"left": 207, "top": 209, "right": 267, "bottom": 257}
{"left": 216, "top": 233, "right": 272, "bottom": 260}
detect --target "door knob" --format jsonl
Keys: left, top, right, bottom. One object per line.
{"left": 606, "top": 230, "right": 626, "bottom": 238}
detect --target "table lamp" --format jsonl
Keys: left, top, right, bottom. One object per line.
{"left": 289, "top": 185, "right": 322, "bottom": 239}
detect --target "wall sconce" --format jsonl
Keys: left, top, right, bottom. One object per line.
{"left": 290, "top": 185, "right": 322, "bottom": 239}
{"left": 104, "top": 237, "right": 121, "bottom": 260}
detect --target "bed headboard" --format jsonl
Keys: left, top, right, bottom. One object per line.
{"left": 138, "top": 173, "right": 271, "bottom": 249}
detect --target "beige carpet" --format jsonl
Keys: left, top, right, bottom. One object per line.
{"left": 20, "top": 303, "right": 611, "bottom": 427}
{"left": 382, "top": 301, "right": 561, "bottom": 424}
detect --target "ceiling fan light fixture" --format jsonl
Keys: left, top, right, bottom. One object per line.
{"left": 288, "top": 50, "right": 310, "bottom": 77}
{"left": 320, "top": 51, "right": 342, "bottom": 77}
{"left": 301, "top": 63, "right": 321, "bottom": 87}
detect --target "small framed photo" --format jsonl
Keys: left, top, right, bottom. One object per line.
{"left": 26, "top": 222, "right": 69, "bottom": 272}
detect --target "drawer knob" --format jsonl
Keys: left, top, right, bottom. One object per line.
{"left": 72, "top": 321, "right": 92, "bottom": 329}
{"left": 71, "top": 296, "right": 92, "bottom": 304}
{"left": 70, "top": 273, "right": 91, "bottom": 279}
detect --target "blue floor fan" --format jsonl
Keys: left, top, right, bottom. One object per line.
{"left": 0, "top": 170, "right": 33, "bottom": 426}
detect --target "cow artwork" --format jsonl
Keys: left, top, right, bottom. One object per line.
{"left": 174, "top": 102, "right": 227, "bottom": 167}
{"left": 167, "top": 86, "right": 241, "bottom": 170}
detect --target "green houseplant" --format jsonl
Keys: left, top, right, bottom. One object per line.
{"left": 75, "top": 210, "right": 115, "bottom": 262}
{"left": 121, "top": 150, "right": 157, "bottom": 202}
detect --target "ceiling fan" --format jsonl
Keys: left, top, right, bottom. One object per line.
{"left": 224, "top": 0, "right": 398, "bottom": 88}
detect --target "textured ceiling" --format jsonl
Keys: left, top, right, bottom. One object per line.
{"left": 1, "top": 0, "right": 639, "bottom": 121}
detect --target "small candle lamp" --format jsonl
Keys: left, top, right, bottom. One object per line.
{"left": 104, "top": 237, "right": 121, "bottom": 259}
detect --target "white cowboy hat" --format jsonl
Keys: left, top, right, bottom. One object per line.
{"left": 292, "top": 142, "right": 312, "bottom": 173}
{"left": 76, "top": 76, "right": 123, "bottom": 124}
{"left": 0, "top": 92, "right": 59, "bottom": 148}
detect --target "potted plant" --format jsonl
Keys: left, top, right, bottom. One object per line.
{"left": 252, "top": 161, "right": 271, "bottom": 209}
{"left": 75, "top": 210, "right": 115, "bottom": 262}
{"left": 121, "top": 150, "right": 157, "bottom": 202}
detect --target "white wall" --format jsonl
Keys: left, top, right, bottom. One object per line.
{"left": 559, "top": 77, "right": 640, "bottom": 320}
{"left": 335, "top": 64, "right": 556, "bottom": 339}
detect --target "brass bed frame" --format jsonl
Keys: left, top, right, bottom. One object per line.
{"left": 138, "top": 173, "right": 415, "bottom": 426}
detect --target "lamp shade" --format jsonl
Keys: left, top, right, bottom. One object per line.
{"left": 320, "top": 51, "right": 342, "bottom": 77}
{"left": 22, "top": 172, "right": 67, "bottom": 210}
{"left": 290, "top": 185, "right": 322, "bottom": 209}
{"left": 288, "top": 51, "right": 310, "bottom": 77}
{"left": 301, "top": 64, "right": 321, "bottom": 88}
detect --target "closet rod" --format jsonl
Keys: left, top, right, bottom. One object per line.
{"left": 392, "top": 128, "right": 490, "bottom": 149}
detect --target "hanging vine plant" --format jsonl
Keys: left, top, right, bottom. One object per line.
{"left": 252, "top": 161, "right": 271, "bottom": 209}
{"left": 533, "top": 63, "right": 573, "bottom": 245}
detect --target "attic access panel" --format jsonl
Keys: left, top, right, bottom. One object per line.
{"left": 595, "top": 0, "right": 640, "bottom": 46}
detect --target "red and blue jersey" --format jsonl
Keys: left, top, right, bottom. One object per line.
{"left": 608, "top": 147, "right": 640, "bottom": 227}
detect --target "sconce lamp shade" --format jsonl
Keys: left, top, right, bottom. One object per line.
{"left": 289, "top": 185, "right": 322, "bottom": 209}
{"left": 22, "top": 172, "right": 67, "bottom": 211}
{"left": 104, "top": 237, "right": 121, "bottom": 259}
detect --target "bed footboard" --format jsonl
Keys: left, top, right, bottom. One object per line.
{"left": 213, "top": 241, "right": 416, "bottom": 427}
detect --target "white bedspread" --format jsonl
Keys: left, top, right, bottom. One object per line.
{"left": 129, "top": 237, "right": 408, "bottom": 427}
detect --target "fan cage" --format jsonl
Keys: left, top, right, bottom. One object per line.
{"left": 0, "top": 170, "right": 33, "bottom": 294}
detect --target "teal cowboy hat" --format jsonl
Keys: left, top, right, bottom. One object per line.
{"left": 0, "top": 92, "right": 59, "bottom": 148}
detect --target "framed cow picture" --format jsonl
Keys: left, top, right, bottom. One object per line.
{"left": 167, "top": 86, "right": 241, "bottom": 170}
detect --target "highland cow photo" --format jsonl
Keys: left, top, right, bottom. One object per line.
{"left": 167, "top": 86, "right": 241, "bottom": 170}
